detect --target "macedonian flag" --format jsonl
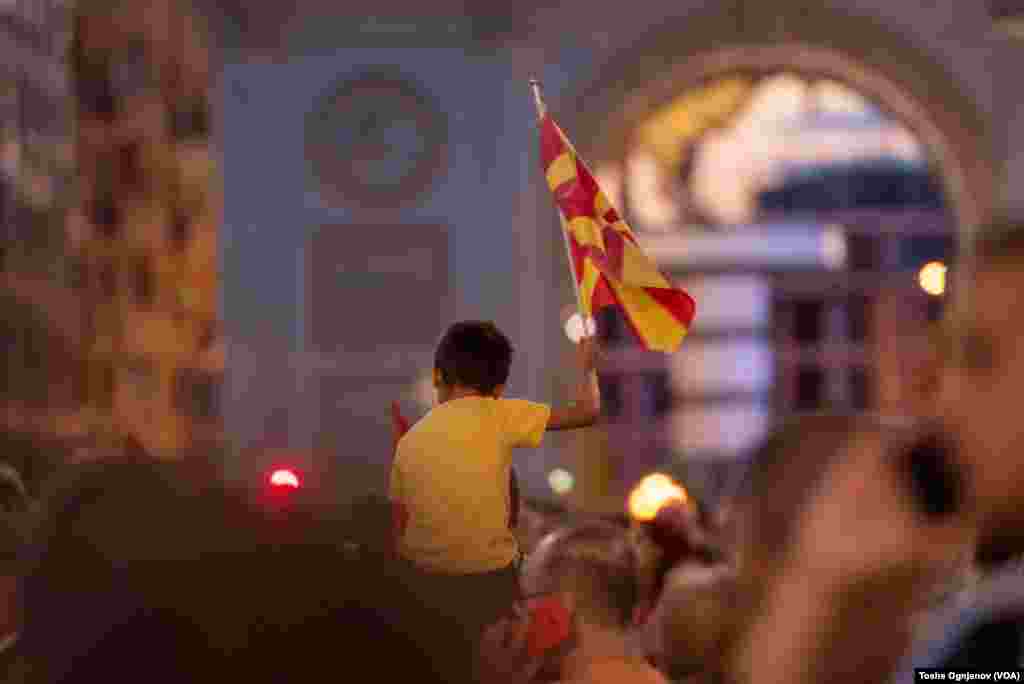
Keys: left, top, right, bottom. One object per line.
{"left": 534, "top": 86, "right": 696, "bottom": 353}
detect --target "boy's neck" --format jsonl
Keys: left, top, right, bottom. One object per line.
{"left": 439, "top": 385, "right": 497, "bottom": 403}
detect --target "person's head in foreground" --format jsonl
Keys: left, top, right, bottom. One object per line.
{"left": 629, "top": 500, "right": 726, "bottom": 666}
{"left": 434, "top": 320, "right": 514, "bottom": 403}
{"left": 19, "top": 455, "right": 444, "bottom": 684}
{"left": 653, "top": 563, "right": 738, "bottom": 683}
{"left": 517, "top": 520, "right": 667, "bottom": 683}
{"left": 729, "top": 415, "right": 976, "bottom": 684}
{"left": 940, "top": 218, "right": 1024, "bottom": 565}
{"left": 635, "top": 501, "right": 721, "bottom": 601}
{"left": 19, "top": 457, "right": 254, "bottom": 683}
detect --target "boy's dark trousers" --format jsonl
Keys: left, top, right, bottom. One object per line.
{"left": 391, "top": 556, "right": 521, "bottom": 684}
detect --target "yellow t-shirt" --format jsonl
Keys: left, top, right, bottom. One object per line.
{"left": 390, "top": 396, "right": 551, "bottom": 574}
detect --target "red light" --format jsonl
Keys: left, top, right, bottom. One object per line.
{"left": 269, "top": 468, "right": 300, "bottom": 489}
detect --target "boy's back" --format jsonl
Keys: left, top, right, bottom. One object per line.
{"left": 390, "top": 396, "right": 550, "bottom": 574}
{"left": 386, "top": 320, "right": 600, "bottom": 683}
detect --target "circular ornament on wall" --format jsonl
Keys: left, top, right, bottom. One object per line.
{"left": 305, "top": 70, "right": 448, "bottom": 211}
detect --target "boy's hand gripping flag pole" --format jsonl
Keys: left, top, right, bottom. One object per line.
{"left": 528, "top": 80, "right": 696, "bottom": 353}
{"left": 529, "top": 80, "right": 592, "bottom": 336}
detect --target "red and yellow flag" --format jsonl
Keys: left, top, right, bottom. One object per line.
{"left": 539, "top": 112, "right": 696, "bottom": 353}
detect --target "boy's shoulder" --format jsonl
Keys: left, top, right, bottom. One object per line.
{"left": 407, "top": 398, "right": 548, "bottom": 431}
{"left": 404, "top": 398, "right": 521, "bottom": 432}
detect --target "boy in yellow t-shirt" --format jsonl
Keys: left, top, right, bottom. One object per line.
{"left": 389, "top": 320, "right": 601, "bottom": 679}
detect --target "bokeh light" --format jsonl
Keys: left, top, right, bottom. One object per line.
{"left": 628, "top": 473, "right": 689, "bottom": 521}
{"left": 548, "top": 468, "right": 575, "bottom": 496}
{"left": 269, "top": 468, "right": 300, "bottom": 489}
{"left": 564, "top": 313, "right": 597, "bottom": 343}
{"left": 918, "top": 261, "right": 947, "bottom": 296}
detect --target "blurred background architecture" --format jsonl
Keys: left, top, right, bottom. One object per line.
{"left": 0, "top": 0, "right": 76, "bottom": 493}
{"left": 1, "top": 0, "right": 223, "bottom": 493}
{"left": 70, "top": 0, "right": 222, "bottom": 461}
{"left": 3, "top": 0, "right": 1023, "bottom": 514}
{"left": 210, "top": 0, "right": 1013, "bottom": 513}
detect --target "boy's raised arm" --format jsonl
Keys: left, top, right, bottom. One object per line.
{"left": 547, "top": 337, "right": 602, "bottom": 431}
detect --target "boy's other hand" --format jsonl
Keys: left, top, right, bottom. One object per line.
{"left": 577, "top": 335, "right": 600, "bottom": 374}
{"left": 391, "top": 400, "right": 411, "bottom": 452}
{"left": 548, "top": 336, "right": 603, "bottom": 431}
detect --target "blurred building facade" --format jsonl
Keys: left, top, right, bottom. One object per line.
{"left": 214, "top": 0, "right": 1013, "bottom": 509}
{"left": 70, "top": 0, "right": 222, "bottom": 461}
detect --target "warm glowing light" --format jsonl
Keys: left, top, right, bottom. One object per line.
{"left": 918, "top": 261, "right": 947, "bottom": 296}
{"left": 626, "top": 151, "right": 680, "bottom": 229}
{"left": 630, "top": 73, "right": 928, "bottom": 234}
{"left": 813, "top": 80, "right": 873, "bottom": 115}
{"left": 548, "top": 468, "right": 575, "bottom": 496}
{"left": 269, "top": 469, "right": 300, "bottom": 489}
{"left": 564, "top": 313, "right": 597, "bottom": 343}
{"left": 628, "top": 473, "right": 689, "bottom": 521}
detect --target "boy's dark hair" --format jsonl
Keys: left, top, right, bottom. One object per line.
{"left": 434, "top": 321, "right": 513, "bottom": 395}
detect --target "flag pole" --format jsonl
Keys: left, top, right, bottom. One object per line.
{"left": 530, "top": 79, "right": 592, "bottom": 337}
